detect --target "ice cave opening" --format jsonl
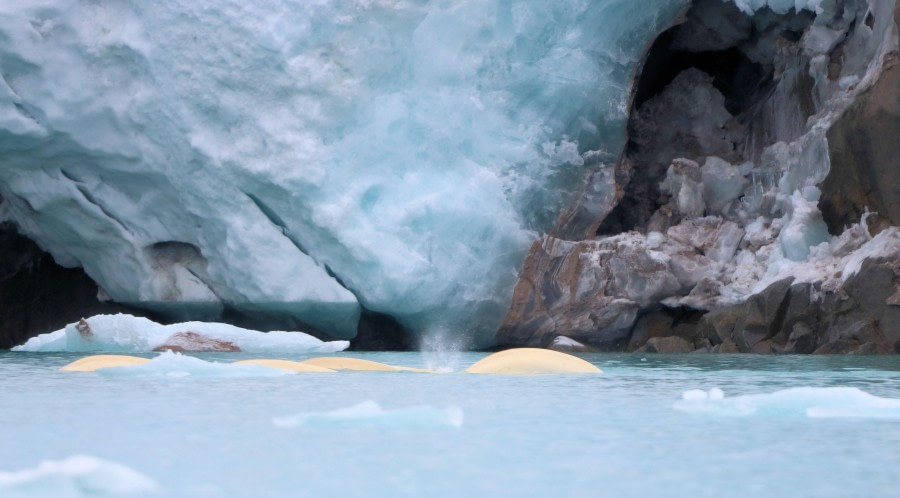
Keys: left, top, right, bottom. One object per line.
{"left": 598, "top": 0, "right": 818, "bottom": 236}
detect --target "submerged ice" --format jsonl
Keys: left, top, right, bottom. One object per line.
{"left": 96, "top": 351, "right": 294, "bottom": 378}
{"left": 0, "top": 0, "right": 691, "bottom": 344}
{"left": 0, "top": 455, "right": 156, "bottom": 497}
{"left": 273, "top": 400, "right": 464, "bottom": 429}
{"left": 674, "top": 387, "right": 900, "bottom": 418}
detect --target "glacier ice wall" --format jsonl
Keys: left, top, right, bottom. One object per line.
{"left": 0, "top": 1, "right": 691, "bottom": 344}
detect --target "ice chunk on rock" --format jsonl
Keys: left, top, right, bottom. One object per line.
{"left": 667, "top": 217, "right": 745, "bottom": 263}
{"left": 661, "top": 159, "right": 705, "bottom": 218}
{"left": 701, "top": 156, "right": 750, "bottom": 215}
{"left": 12, "top": 314, "right": 348, "bottom": 353}
{"left": 779, "top": 188, "right": 829, "bottom": 261}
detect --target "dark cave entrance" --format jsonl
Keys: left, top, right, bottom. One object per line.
{"left": 596, "top": 0, "right": 816, "bottom": 236}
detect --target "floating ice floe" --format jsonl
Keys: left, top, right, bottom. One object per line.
{"left": 12, "top": 314, "right": 349, "bottom": 353}
{"left": 0, "top": 455, "right": 157, "bottom": 497}
{"left": 674, "top": 387, "right": 900, "bottom": 418}
{"left": 273, "top": 401, "right": 464, "bottom": 429}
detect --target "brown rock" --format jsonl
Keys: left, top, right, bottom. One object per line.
{"left": 627, "top": 311, "right": 675, "bottom": 351}
{"left": 696, "top": 308, "right": 737, "bottom": 345}
{"left": 154, "top": 331, "right": 241, "bottom": 353}
{"left": 785, "top": 323, "right": 818, "bottom": 354}
{"left": 732, "top": 278, "right": 794, "bottom": 352}
{"left": 849, "top": 342, "right": 891, "bottom": 355}
{"left": 496, "top": 234, "right": 679, "bottom": 348}
{"left": 821, "top": 3, "right": 900, "bottom": 234}
{"left": 636, "top": 336, "right": 693, "bottom": 354}
{"left": 838, "top": 259, "right": 900, "bottom": 347}
{"left": 76, "top": 318, "right": 92, "bottom": 337}
{"left": 814, "top": 319, "right": 889, "bottom": 355}
{"left": 887, "top": 287, "right": 900, "bottom": 307}
{"left": 715, "top": 338, "right": 740, "bottom": 354}
{"left": 750, "top": 340, "right": 775, "bottom": 354}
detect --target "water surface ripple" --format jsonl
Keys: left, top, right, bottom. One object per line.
{"left": 2, "top": 352, "right": 899, "bottom": 497}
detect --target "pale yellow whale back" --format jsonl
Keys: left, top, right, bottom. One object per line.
{"left": 234, "top": 359, "right": 335, "bottom": 372}
{"left": 60, "top": 354, "right": 151, "bottom": 372}
{"left": 466, "top": 348, "right": 602, "bottom": 375}
{"left": 302, "top": 357, "right": 430, "bottom": 372}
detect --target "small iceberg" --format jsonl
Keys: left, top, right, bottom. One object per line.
{"left": 12, "top": 313, "right": 348, "bottom": 353}
{"left": 273, "top": 401, "right": 464, "bottom": 429}
{"left": 0, "top": 455, "right": 157, "bottom": 497}
{"left": 674, "top": 387, "right": 900, "bottom": 418}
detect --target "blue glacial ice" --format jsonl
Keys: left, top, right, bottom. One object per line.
{"left": 0, "top": 0, "right": 693, "bottom": 344}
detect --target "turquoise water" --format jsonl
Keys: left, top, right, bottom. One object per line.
{"left": 3, "top": 351, "right": 900, "bottom": 497}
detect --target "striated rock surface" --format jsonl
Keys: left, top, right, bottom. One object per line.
{"left": 153, "top": 331, "right": 242, "bottom": 353}
{"left": 496, "top": 234, "right": 679, "bottom": 349}
{"left": 635, "top": 336, "right": 694, "bottom": 354}
{"left": 821, "top": 3, "right": 900, "bottom": 235}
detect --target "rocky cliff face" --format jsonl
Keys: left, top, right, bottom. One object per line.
{"left": 499, "top": 0, "right": 900, "bottom": 353}
{"left": 821, "top": 2, "right": 900, "bottom": 234}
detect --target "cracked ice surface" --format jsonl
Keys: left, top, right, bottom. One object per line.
{"left": 0, "top": 1, "right": 689, "bottom": 343}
